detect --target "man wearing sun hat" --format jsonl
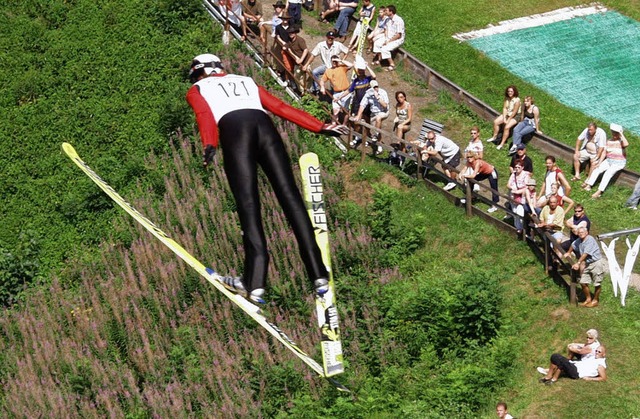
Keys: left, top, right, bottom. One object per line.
{"left": 303, "top": 30, "right": 349, "bottom": 93}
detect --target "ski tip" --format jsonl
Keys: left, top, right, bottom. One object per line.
{"left": 327, "top": 377, "right": 351, "bottom": 393}
{"left": 205, "top": 267, "right": 216, "bottom": 276}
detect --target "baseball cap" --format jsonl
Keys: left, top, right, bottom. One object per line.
{"left": 516, "top": 143, "right": 526, "bottom": 150}
{"left": 326, "top": 30, "right": 337, "bottom": 38}
{"left": 526, "top": 178, "right": 536, "bottom": 186}
{"left": 370, "top": 80, "right": 379, "bottom": 88}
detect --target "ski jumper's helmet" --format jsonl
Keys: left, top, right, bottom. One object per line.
{"left": 189, "top": 54, "right": 223, "bottom": 83}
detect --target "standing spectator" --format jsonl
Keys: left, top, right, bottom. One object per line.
{"left": 271, "top": 13, "right": 292, "bottom": 77}
{"left": 507, "top": 162, "right": 531, "bottom": 233}
{"left": 333, "top": 1, "right": 359, "bottom": 39}
{"left": 523, "top": 178, "right": 539, "bottom": 237}
{"left": 536, "top": 195, "right": 565, "bottom": 243}
{"left": 584, "top": 123, "right": 629, "bottom": 199}
{"left": 285, "top": 0, "right": 303, "bottom": 26}
{"left": 304, "top": 31, "right": 349, "bottom": 93}
{"left": 459, "top": 151, "right": 499, "bottom": 213}
{"left": 572, "top": 122, "right": 606, "bottom": 181}
{"left": 496, "top": 402, "right": 514, "bottom": 419}
{"left": 465, "top": 125, "right": 484, "bottom": 159}
{"left": 537, "top": 155, "right": 571, "bottom": 208}
{"left": 539, "top": 345, "right": 607, "bottom": 384}
{"left": 348, "top": 0, "right": 376, "bottom": 51}
{"left": 624, "top": 178, "right": 640, "bottom": 210}
{"left": 185, "top": 53, "right": 348, "bottom": 303}
{"left": 392, "top": 91, "right": 412, "bottom": 139}
{"left": 510, "top": 95, "right": 541, "bottom": 154}
{"left": 351, "top": 79, "right": 389, "bottom": 143}
{"left": 509, "top": 143, "right": 533, "bottom": 174}
{"left": 320, "top": 55, "right": 353, "bottom": 118}
{"left": 372, "top": 5, "right": 404, "bottom": 71}
{"left": 420, "top": 130, "right": 461, "bottom": 191}
{"left": 488, "top": 85, "right": 520, "bottom": 150}
{"left": 282, "top": 26, "right": 308, "bottom": 93}
{"left": 563, "top": 227, "right": 606, "bottom": 307}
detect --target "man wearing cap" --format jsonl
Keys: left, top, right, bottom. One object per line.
{"left": 185, "top": 53, "right": 349, "bottom": 303}
{"left": 351, "top": 80, "right": 389, "bottom": 142}
{"left": 583, "top": 123, "right": 628, "bottom": 199}
{"left": 563, "top": 227, "right": 606, "bottom": 307}
{"left": 320, "top": 55, "right": 353, "bottom": 117}
{"left": 573, "top": 122, "right": 607, "bottom": 181}
{"left": 509, "top": 143, "right": 534, "bottom": 174}
{"left": 303, "top": 31, "right": 349, "bottom": 93}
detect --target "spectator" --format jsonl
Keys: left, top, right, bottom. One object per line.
{"left": 496, "top": 402, "right": 514, "bottom": 419}
{"left": 271, "top": 13, "right": 292, "bottom": 76}
{"left": 537, "top": 155, "right": 571, "bottom": 208}
{"left": 573, "top": 122, "right": 606, "bottom": 181}
{"left": 304, "top": 30, "right": 349, "bottom": 93}
{"left": 563, "top": 226, "right": 606, "bottom": 307}
{"left": 341, "top": 58, "right": 376, "bottom": 134}
{"left": 392, "top": 91, "right": 412, "bottom": 139}
{"left": 509, "top": 143, "right": 533, "bottom": 174}
{"left": 583, "top": 123, "right": 629, "bottom": 199}
{"left": 367, "top": 6, "right": 389, "bottom": 53}
{"left": 348, "top": 0, "right": 376, "bottom": 51}
{"left": 333, "top": 1, "right": 359, "bottom": 39}
{"left": 539, "top": 345, "right": 607, "bottom": 385}
{"left": 465, "top": 125, "right": 484, "bottom": 159}
{"left": 258, "top": 1, "right": 285, "bottom": 44}
{"left": 285, "top": 0, "right": 303, "bottom": 25}
{"left": 507, "top": 162, "right": 531, "bottom": 234}
{"left": 459, "top": 152, "right": 499, "bottom": 213}
{"left": 562, "top": 204, "right": 590, "bottom": 251}
{"left": 624, "top": 178, "right": 640, "bottom": 210}
{"left": 538, "top": 182, "right": 574, "bottom": 215}
{"left": 372, "top": 5, "right": 404, "bottom": 71}
{"left": 567, "top": 329, "right": 601, "bottom": 360}
{"left": 523, "top": 178, "right": 539, "bottom": 237}
{"left": 487, "top": 85, "right": 520, "bottom": 150}
{"left": 243, "top": 0, "right": 264, "bottom": 39}
{"left": 536, "top": 195, "right": 565, "bottom": 243}
{"left": 420, "top": 130, "right": 461, "bottom": 191}
{"left": 281, "top": 26, "right": 308, "bottom": 92}
{"left": 320, "top": 55, "right": 353, "bottom": 118}
{"left": 510, "top": 95, "right": 541, "bottom": 154}
{"left": 219, "top": 0, "right": 247, "bottom": 40}
{"left": 185, "top": 53, "right": 348, "bottom": 303}
{"left": 319, "top": 0, "right": 340, "bottom": 23}
{"left": 351, "top": 79, "right": 389, "bottom": 146}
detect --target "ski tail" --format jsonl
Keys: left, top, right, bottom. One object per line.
{"left": 62, "top": 142, "right": 349, "bottom": 392}
{"left": 299, "top": 152, "right": 344, "bottom": 377}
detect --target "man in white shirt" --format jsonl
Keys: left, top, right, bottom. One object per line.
{"left": 351, "top": 80, "right": 389, "bottom": 141}
{"left": 573, "top": 122, "right": 606, "bottom": 181}
{"left": 421, "top": 130, "right": 461, "bottom": 190}
{"left": 303, "top": 31, "right": 349, "bottom": 93}
{"left": 372, "top": 5, "right": 404, "bottom": 71}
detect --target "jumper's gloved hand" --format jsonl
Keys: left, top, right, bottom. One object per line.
{"left": 319, "top": 122, "right": 349, "bottom": 137}
{"left": 203, "top": 145, "right": 217, "bottom": 166}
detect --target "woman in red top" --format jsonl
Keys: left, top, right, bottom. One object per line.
{"left": 186, "top": 53, "right": 348, "bottom": 303}
{"left": 459, "top": 151, "right": 500, "bottom": 213}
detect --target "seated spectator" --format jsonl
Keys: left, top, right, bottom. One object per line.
{"left": 458, "top": 151, "right": 500, "bottom": 213}
{"left": 537, "top": 182, "right": 574, "bottom": 215}
{"left": 351, "top": 80, "right": 389, "bottom": 146}
{"left": 304, "top": 30, "right": 349, "bottom": 93}
{"left": 319, "top": 0, "right": 340, "bottom": 22}
{"left": 624, "top": 178, "right": 640, "bottom": 210}
{"left": 539, "top": 345, "right": 607, "bottom": 384}
{"left": 536, "top": 195, "right": 565, "bottom": 243}
{"left": 573, "top": 122, "right": 606, "bottom": 181}
{"left": 465, "top": 125, "right": 484, "bottom": 159}
{"left": 342, "top": 59, "right": 376, "bottom": 133}
{"left": 367, "top": 6, "right": 389, "bottom": 53}
{"left": 496, "top": 402, "right": 514, "bottom": 419}
{"left": 510, "top": 95, "right": 541, "bottom": 154}
{"left": 333, "top": 1, "right": 359, "bottom": 39}
{"left": 537, "top": 155, "right": 571, "bottom": 208}
{"left": 219, "top": 0, "right": 247, "bottom": 40}
{"left": 258, "top": 1, "right": 285, "bottom": 44}
{"left": 563, "top": 227, "right": 606, "bottom": 307}
{"left": 372, "top": 5, "right": 404, "bottom": 71}
{"left": 509, "top": 143, "right": 533, "bottom": 174}
{"left": 243, "top": 0, "right": 264, "bottom": 38}
{"left": 392, "top": 91, "right": 412, "bottom": 139}
{"left": 562, "top": 204, "right": 590, "bottom": 251}
{"left": 348, "top": 0, "right": 376, "bottom": 51}
{"left": 419, "top": 130, "right": 461, "bottom": 191}
{"left": 487, "top": 85, "right": 520, "bottom": 150}
{"left": 507, "top": 162, "right": 531, "bottom": 234}
{"left": 319, "top": 55, "right": 353, "bottom": 118}
{"left": 583, "top": 123, "right": 629, "bottom": 199}
{"left": 567, "top": 328, "right": 601, "bottom": 360}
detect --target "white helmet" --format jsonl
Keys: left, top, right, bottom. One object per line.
{"left": 189, "top": 54, "right": 223, "bottom": 83}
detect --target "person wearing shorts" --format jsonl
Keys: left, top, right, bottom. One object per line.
{"left": 563, "top": 227, "right": 606, "bottom": 307}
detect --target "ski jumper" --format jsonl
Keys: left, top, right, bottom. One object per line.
{"left": 186, "top": 72, "right": 328, "bottom": 292}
